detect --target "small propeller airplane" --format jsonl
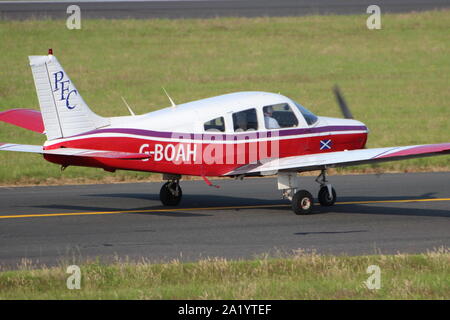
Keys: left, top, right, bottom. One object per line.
{"left": 1, "top": 50, "right": 449, "bottom": 214}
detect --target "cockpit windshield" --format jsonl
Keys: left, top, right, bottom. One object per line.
{"left": 292, "top": 101, "right": 318, "bottom": 126}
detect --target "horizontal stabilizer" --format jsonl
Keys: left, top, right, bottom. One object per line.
{"left": 0, "top": 109, "right": 44, "bottom": 133}
{"left": 0, "top": 143, "right": 150, "bottom": 160}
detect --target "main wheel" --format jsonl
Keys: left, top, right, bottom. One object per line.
{"left": 292, "top": 190, "right": 314, "bottom": 215}
{"left": 318, "top": 186, "right": 336, "bottom": 206}
{"left": 160, "top": 181, "right": 182, "bottom": 206}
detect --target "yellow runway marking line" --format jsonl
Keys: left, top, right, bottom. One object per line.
{"left": 0, "top": 204, "right": 289, "bottom": 219}
{"left": 337, "top": 198, "right": 450, "bottom": 205}
{"left": 0, "top": 198, "right": 449, "bottom": 220}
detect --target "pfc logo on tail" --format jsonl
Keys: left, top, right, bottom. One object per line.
{"left": 53, "top": 71, "right": 78, "bottom": 110}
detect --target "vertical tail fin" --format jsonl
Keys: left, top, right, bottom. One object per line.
{"left": 29, "top": 51, "right": 109, "bottom": 140}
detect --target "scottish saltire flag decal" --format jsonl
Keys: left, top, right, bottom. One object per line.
{"left": 320, "top": 139, "right": 332, "bottom": 150}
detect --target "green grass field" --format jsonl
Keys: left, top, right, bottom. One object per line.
{"left": 0, "top": 250, "right": 448, "bottom": 299}
{"left": 1, "top": 11, "right": 449, "bottom": 185}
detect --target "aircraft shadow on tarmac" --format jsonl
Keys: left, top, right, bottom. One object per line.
{"left": 25, "top": 192, "right": 450, "bottom": 219}
{"left": 314, "top": 203, "right": 450, "bottom": 218}
{"left": 294, "top": 230, "right": 368, "bottom": 236}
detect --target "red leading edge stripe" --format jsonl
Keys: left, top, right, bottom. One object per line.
{"left": 376, "top": 143, "right": 450, "bottom": 158}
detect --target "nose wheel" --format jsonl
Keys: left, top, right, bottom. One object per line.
{"left": 315, "top": 169, "right": 337, "bottom": 207}
{"left": 318, "top": 185, "right": 336, "bottom": 206}
{"left": 160, "top": 176, "right": 182, "bottom": 206}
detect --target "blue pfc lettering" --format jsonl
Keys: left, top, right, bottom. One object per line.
{"left": 53, "top": 71, "right": 64, "bottom": 90}
{"left": 53, "top": 71, "right": 77, "bottom": 110}
{"left": 66, "top": 89, "right": 78, "bottom": 110}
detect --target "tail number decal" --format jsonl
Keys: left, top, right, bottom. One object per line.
{"left": 139, "top": 143, "right": 197, "bottom": 163}
{"left": 53, "top": 71, "right": 78, "bottom": 110}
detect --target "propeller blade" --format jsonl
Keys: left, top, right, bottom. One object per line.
{"left": 333, "top": 85, "right": 353, "bottom": 119}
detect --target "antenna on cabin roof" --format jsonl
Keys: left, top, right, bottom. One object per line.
{"left": 162, "top": 87, "right": 177, "bottom": 108}
{"left": 121, "top": 96, "right": 136, "bottom": 116}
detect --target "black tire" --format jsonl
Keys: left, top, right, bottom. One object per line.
{"left": 160, "top": 182, "right": 182, "bottom": 206}
{"left": 318, "top": 186, "right": 336, "bottom": 206}
{"left": 292, "top": 190, "right": 314, "bottom": 215}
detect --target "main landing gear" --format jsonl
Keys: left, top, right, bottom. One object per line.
{"left": 278, "top": 170, "right": 337, "bottom": 215}
{"left": 159, "top": 174, "right": 182, "bottom": 206}
{"left": 158, "top": 171, "right": 337, "bottom": 214}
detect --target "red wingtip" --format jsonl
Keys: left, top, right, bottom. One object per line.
{"left": 48, "top": 48, "right": 53, "bottom": 55}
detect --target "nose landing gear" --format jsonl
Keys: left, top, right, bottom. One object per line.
{"left": 316, "top": 170, "right": 337, "bottom": 207}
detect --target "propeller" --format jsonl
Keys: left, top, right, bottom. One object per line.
{"left": 333, "top": 85, "right": 353, "bottom": 119}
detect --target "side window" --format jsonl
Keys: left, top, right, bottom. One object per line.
{"left": 232, "top": 108, "right": 258, "bottom": 132}
{"left": 263, "top": 103, "right": 298, "bottom": 129}
{"left": 204, "top": 117, "right": 225, "bottom": 132}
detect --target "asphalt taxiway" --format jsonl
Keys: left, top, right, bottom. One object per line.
{"left": 1, "top": 0, "right": 449, "bottom": 20}
{"left": 0, "top": 172, "right": 449, "bottom": 269}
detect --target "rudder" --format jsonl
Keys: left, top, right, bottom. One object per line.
{"left": 29, "top": 51, "right": 109, "bottom": 140}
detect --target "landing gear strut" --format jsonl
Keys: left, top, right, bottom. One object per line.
{"left": 278, "top": 169, "right": 337, "bottom": 215}
{"left": 278, "top": 172, "right": 314, "bottom": 215}
{"left": 160, "top": 174, "right": 182, "bottom": 206}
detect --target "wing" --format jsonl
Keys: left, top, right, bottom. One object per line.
{"left": 225, "top": 143, "right": 450, "bottom": 176}
{"left": 0, "top": 143, "right": 150, "bottom": 160}
{"left": 0, "top": 109, "right": 45, "bottom": 134}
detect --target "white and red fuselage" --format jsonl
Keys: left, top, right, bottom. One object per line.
{"left": 1, "top": 53, "right": 448, "bottom": 214}
{"left": 41, "top": 92, "right": 368, "bottom": 176}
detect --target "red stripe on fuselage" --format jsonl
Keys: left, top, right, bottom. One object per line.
{"left": 43, "top": 131, "right": 368, "bottom": 176}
